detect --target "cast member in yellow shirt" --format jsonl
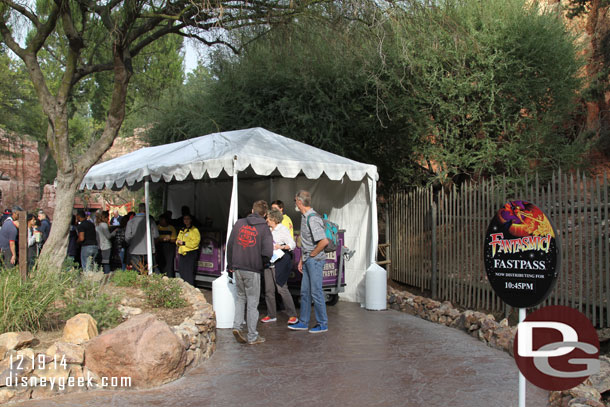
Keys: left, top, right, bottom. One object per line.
{"left": 176, "top": 214, "right": 200, "bottom": 286}
{"left": 271, "top": 200, "right": 293, "bottom": 238}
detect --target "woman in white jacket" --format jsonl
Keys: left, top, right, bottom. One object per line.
{"left": 261, "top": 209, "right": 298, "bottom": 325}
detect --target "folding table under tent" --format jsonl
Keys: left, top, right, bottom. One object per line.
{"left": 81, "top": 127, "right": 379, "bottom": 303}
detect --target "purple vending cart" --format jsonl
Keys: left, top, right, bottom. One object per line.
{"left": 287, "top": 230, "right": 348, "bottom": 305}
{"left": 194, "top": 230, "right": 225, "bottom": 285}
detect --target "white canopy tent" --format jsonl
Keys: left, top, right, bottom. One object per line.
{"left": 81, "top": 127, "right": 379, "bottom": 302}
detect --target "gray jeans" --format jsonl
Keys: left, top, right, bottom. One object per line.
{"left": 264, "top": 267, "right": 297, "bottom": 319}
{"left": 232, "top": 269, "right": 261, "bottom": 342}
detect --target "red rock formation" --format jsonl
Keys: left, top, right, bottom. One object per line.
{"left": 37, "top": 184, "right": 56, "bottom": 219}
{"left": 0, "top": 129, "right": 41, "bottom": 211}
{"left": 37, "top": 130, "right": 149, "bottom": 216}
{"left": 101, "top": 128, "right": 149, "bottom": 162}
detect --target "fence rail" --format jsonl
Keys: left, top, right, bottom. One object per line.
{"left": 389, "top": 171, "right": 610, "bottom": 327}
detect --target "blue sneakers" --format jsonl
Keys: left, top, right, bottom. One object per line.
{"left": 287, "top": 321, "right": 308, "bottom": 331}
{"left": 309, "top": 324, "right": 328, "bottom": 333}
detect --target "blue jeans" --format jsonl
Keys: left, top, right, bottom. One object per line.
{"left": 299, "top": 258, "right": 328, "bottom": 327}
{"left": 81, "top": 245, "right": 98, "bottom": 272}
{"left": 119, "top": 248, "right": 126, "bottom": 270}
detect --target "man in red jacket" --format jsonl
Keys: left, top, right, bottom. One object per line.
{"left": 227, "top": 200, "right": 273, "bottom": 345}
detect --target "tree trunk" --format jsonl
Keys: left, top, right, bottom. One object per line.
{"left": 37, "top": 52, "right": 132, "bottom": 272}
{"left": 37, "top": 174, "right": 80, "bottom": 270}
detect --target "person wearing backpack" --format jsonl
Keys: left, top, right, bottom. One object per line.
{"left": 288, "top": 190, "right": 329, "bottom": 333}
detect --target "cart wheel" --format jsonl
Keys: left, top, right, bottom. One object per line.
{"left": 325, "top": 294, "right": 339, "bottom": 306}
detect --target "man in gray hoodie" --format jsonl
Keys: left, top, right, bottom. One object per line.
{"left": 227, "top": 200, "right": 273, "bottom": 345}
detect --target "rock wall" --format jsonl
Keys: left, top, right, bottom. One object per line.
{"left": 37, "top": 129, "right": 150, "bottom": 218}
{"left": 100, "top": 129, "right": 149, "bottom": 162}
{"left": 36, "top": 184, "right": 56, "bottom": 220}
{"left": 0, "top": 130, "right": 40, "bottom": 211}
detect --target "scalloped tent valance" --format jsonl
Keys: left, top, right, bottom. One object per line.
{"left": 81, "top": 127, "right": 378, "bottom": 190}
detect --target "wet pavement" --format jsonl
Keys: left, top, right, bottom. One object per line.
{"left": 15, "top": 301, "right": 548, "bottom": 407}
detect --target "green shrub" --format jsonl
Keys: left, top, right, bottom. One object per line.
{"left": 0, "top": 265, "right": 77, "bottom": 333}
{"left": 376, "top": 0, "right": 587, "bottom": 184}
{"left": 110, "top": 269, "right": 140, "bottom": 287}
{"left": 140, "top": 274, "right": 187, "bottom": 309}
{"left": 62, "top": 278, "right": 122, "bottom": 331}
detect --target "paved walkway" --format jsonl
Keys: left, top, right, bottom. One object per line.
{"left": 16, "top": 302, "right": 548, "bottom": 407}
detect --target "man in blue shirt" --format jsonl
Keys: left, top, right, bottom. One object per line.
{"left": 288, "top": 190, "right": 330, "bottom": 333}
{"left": 0, "top": 210, "right": 20, "bottom": 267}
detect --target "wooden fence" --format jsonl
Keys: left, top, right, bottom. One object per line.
{"left": 388, "top": 171, "right": 610, "bottom": 327}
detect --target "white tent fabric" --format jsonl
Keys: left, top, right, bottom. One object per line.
{"left": 81, "top": 127, "right": 378, "bottom": 302}
{"left": 82, "top": 127, "right": 377, "bottom": 189}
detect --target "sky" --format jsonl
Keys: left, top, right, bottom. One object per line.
{"left": 183, "top": 40, "right": 200, "bottom": 74}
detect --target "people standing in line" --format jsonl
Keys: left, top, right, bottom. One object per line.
{"left": 176, "top": 214, "right": 200, "bottom": 285}
{"left": 113, "top": 216, "right": 129, "bottom": 270}
{"left": 271, "top": 200, "right": 294, "bottom": 238}
{"left": 227, "top": 200, "right": 273, "bottom": 345}
{"left": 158, "top": 214, "right": 177, "bottom": 277}
{"left": 76, "top": 209, "right": 98, "bottom": 272}
{"left": 110, "top": 210, "right": 122, "bottom": 226}
{"left": 67, "top": 215, "right": 79, "bottom": 267}
{"left": 288, "top": 190, "right": 329, "bottom": 333}
{"left": 261, "top": 209, "right": 298, "bottom": 325}
{"left": 95, "top": 210, "right": 116, "bottom": 274}
{"left": 125, "top": 203, "right": 159, "bottom": 270}
{"left": 26, "top": 214, "right": 41, "bottom": 267}
{"left": 37, "top": 210, "right": 51, "bottom": 245}
{"left": 0, "top": 209, "right": 19, "bottom": 267}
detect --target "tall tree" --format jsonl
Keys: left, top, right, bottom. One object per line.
{"left": 0, "top": 0, "right": 320, "bottom": 269}
{"left": 147, "top": 9, "right": 425, "bottom": 190}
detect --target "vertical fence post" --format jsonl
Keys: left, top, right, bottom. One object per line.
{"left": 431, "top": 201, "right": 437, "bottom": 299}
{"left": 385, "top": 203, "right": 391, "bottom": 275}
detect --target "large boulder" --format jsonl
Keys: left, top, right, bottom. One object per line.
{"left": 84, "top": 313, "right": 187, "bottom": 388}
{"left": 62, "top": 314, "right": 98, "bottom": 344}
{"left": 0, "top": 332, "right": 34, "bottom": 352}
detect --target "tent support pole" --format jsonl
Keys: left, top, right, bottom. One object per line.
{"left": 370, "top": 177, "right": 378, "bottom": 265}
{"left": 145, "top": 180, "right": 153, "bottom": 275}
{"left": 269, "top": 178, "right": 274, "bottom": 206}
{"left": 224, "top": 156, "right": 239, "bottom": 273}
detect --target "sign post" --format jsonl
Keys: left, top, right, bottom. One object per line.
{"left": 518, "top": 308, "right": 526, "bottom": 407}
{"left": 484, "top": 200, "right": 560, "bottom": 407}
